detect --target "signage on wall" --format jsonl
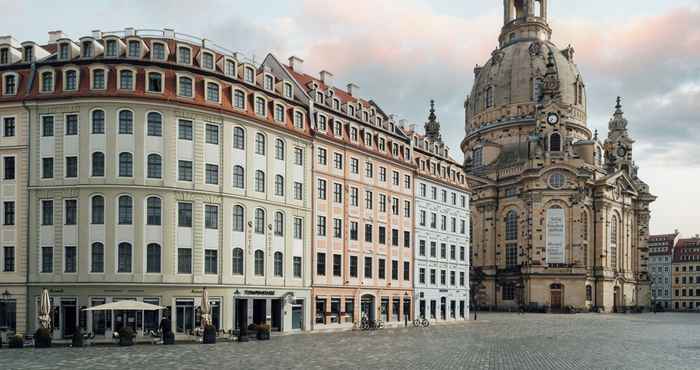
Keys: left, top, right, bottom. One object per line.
{"left": 244, "top": 290, "right": 275, "bottom": 296}
{"left": 546, "top": 208, "right": 566, "bottom": 264}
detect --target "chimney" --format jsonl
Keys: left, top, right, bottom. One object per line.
{"left": 48, "top": 30, "right": 65, "bottom": 43}
{"left": 288, "top": 56, "right": 304, "bottom": 71}
{"left": 163, "top": 28, "right": 175, "bottom": 39}
{"left": 91, "top": 29, "right": 102, "bottom": 39}
{"left": 347, "top": 83, "right": 359, "bottom": 96}
{"left": 409, "top": 123, "right": 416, "bottom": 132}
{"left": 399, "top": 119, "right": 408, "bottom": 128}
{"left": 124, "top": 27, "right": 136, "bottom": 37}
{"left": 319, "top": 70, "right": 334, "bottom": 86}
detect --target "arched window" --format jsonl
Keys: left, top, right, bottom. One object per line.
{"left": 64, "top": 70, "right": 77, "bottom": 90}
{"left": 274, "top": 211, "right": 284, "bottom": 236}
{"left": 534, "top": 0, "right": 543, "bottom": 17}
{"left": 254, "top": 208, "right": 265, "bottom": 234}
{"left": 233, "top": 166, "right": 245, "bottom": 189}
{"left": 91, "top": 195, "right": 104, "bottom": 224}
{"left": 550, "top": 132, "right": 561, "bottom": 152}
{"left": 146, "top": 243, "right": 161, "bottom": 273}
{"left": 610, "top": 215, "right": 618, "bottom": 269}
{"left": 118, "top": 110, "right": 133, "bottom": 134}
{"left": 255, "top": 170, "right": 265, "bottom": 192}
{"left": 232, "top": 205, "right": 244, "bottom": 232}
{"left": 178, "top": 76, "right": 193, "bottom": 97}
{"left": 505, "top": 210, "right": 518, "bottom": 241}
{"left": 275, "top": 139, "right": 285, "bottom": 160}
{"left": 92, "top": 152, "right": 105, "bottom": 177}
{"left": 232, "top": 248, "right": 244, "bottom": 275}
{"left": 485, "top": 86, "right": 494, "bottom": 108}
{"left": 233, "top": 90, "right": 245, "bottom": 109}
{"left": 91, "top": 242, "right": 104, "bottom": 273}
{"left": 147, "top": 154, "right": 162, "bottom": 179}
{"left": 41, "top": 71, "right": 53, "bottom": 92}
{"left": 233, "top": 127, "right": 245, "bottom": 149}
{"left": 255, "top": 97, "right": 266, "bottom": 116}
{"left": 118, "top": 195, "right": 133, "bottom": 225}
{"left": 117, "top": 242, "right": 132, "bottom": 273}
{"left": 586, "top": 285, "right": 592, "bottom": 301}
{"left": 255, "top": 133, "right": 266, "bottom": 155}
{"left": 147, "top": 112, "right": 162, "bottom": 136}
{"left": 274, "top": 251, "right": 283, "bottom": 277}
{"left": 146, "top": 197, "right": 161, "bottom": 225}
{"left": 91, "top": 109, "right": 105, "bottom": 134}
{"left": 274, "top": 175, "right": 284, "bottom": 196}
{"left": 206, "top": 82, "right": 220, "bottom": 102}
{"left": 118, "top": 152, "right": 133, "bottom": 177}
{"left": 119, "top": 70, "right": 133, "bottom": 90}
{"left": 254, "top": 250, "right": 265, "bottom": 276}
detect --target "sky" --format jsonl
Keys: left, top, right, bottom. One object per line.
{"left": 3, "top": 0, "right": 699, "bottom": 235}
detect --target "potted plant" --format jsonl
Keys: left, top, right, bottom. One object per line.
{"left": 255, "top": 324, "right": 271, "bottom": 340}
{"left": 117, "top": 327, "right": 135, "bottom": 346}
{"left": 238, "top": 324, "right": 249, "bottom": 342}
{"left": 8, "top": 334, "right": 24, "bottom": 349}
{"left": 202, "top": 324, "right": 216, "bottom": 344}
{"left": 34, "top": 327, "right": 52, "bottom": 348}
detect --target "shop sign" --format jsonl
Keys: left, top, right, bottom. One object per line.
{"left": 244, "top": 290, "right": 275, "bottom": 296}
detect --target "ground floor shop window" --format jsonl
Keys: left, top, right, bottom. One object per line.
{"left": 330, "top": 298, "right": 340, "bottom": 324}
{"left": 292, "top": 300, "right": 304, "bottom": 330}
{"left": 381, "top": 297, "right": 390, "bottom": 322}
{"left": 91, "top": 298, "right": 107, "bottom": 335}
{"left": 344, "top": 298, "right": 354, "bottom": 323}
{"left": 440, "top": 297, "right": 446, "bottom": 320}
{"left": 392, "top": 299, "right": 400, "bottom": 321}
{"left": 176, "top": 299, "right": 194, "bottom": 333}
{"left": 450, "top": 300, "right": 456, "bottom": 319}
{"left": 0, "top": 299, "right": 16, "bottom": 331}
{"left": 143, "top": 298, "right": 160, "bottom": 332}
{"left": 430, "top": 300, "right": 436, "bottom": 319}
{"left": 459, "top": 300, "right": 465, "bottom": 318}
{"left": 315, "top": 298, "right": 326, "bottom": 324}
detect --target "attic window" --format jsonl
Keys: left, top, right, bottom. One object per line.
{"left": 284, "top": 82, "right": 292, "bottom": 98}
{"left": 202, "top": 52, "right": 214, "bottom": 70}
{"left": 23, "top": 46, "right": 33, "bottom": 62}
{"left": 59, "top": 43, "right": 70, "bottom": 60}
{"left": 127, "top": 40, "right": 140, "bottom": 58}
{"left": 0, "top": 48, "right": 9, "bottom": 64}
{"left": 225, "top": 60, "right": 236, "bottom": 77}
{"left": 264, "top": 75, "right": 274, "bottom": 91}
{"left": 151, "top": 42, "right": 165, "bottom": 61}
{"left": 348, "top": 105, "right": 355, "bottom": 116}
{"left": 333, "top": 98, "right": 340, "bottom": 110}
{"left": 244, "top": 67, "right": 254, "bottom": 83}
{"left": 82, "top": 41, "right": 94, "bottom": 58}
{"left": 178, "top": 46, "right": 192, "bottom": 64}
{"left": 105, "top": 40, "right": 117, "bottom": 57}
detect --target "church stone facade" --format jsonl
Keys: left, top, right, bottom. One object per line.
{"left": 461, "top": 0, "right": 656, "bottom": 312}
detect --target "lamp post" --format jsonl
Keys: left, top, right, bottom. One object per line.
{"left": 403, "top": 292, "right": 409, "bottom": 327}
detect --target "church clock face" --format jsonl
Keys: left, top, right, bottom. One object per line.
{"left": 617, "top": 145, "right": 627, "bottom": 157}
{"left": 547, "top": 112, "right": 559, "bottom": 126}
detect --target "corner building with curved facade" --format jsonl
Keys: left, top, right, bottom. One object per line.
{"left": 1, "top": 29, "right": 314, "bottom": 338}
{"left": 462, "top": 1, "right": 656, "bottom": 312}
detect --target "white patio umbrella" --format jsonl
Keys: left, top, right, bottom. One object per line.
{"left": 38, "top": 289, "right": 51, "bottom": 329}
{"left": 83, "top": 300, "right": 165, "bottom": 311}
{"left": 200, "top": 287, "right": 211, "bottom": 327}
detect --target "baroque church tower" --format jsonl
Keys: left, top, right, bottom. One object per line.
{"left": 461, "top": 0, "right": 655, "bottom": 312}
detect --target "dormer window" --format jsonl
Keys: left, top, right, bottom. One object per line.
{"left": 58, "top": 43, "right": 70, "bottom": 60}
{"left": 151, "top": 42, "right": 165, "bottom": 61}
{"left": 147, "top": 71, "right": 163, "bottom": 93}
{"left": 333, "top": 120, "right": 342, "bottom": 137}
{"left": 316, "top": 91, "right": 323, "bottom": 103}
{"left": 274, "top": 104, "right": 285, "bottom": 122}
{"left": 264, "top": 75, "right": 274, "bottom": 91}
{"left": 40, "top": 71, "right": 53, "bottom": 92}
{"left": 119, "top": 69, "right": 134, "bottom": 90}
{"left": 364, "top": 132, "right": 372, "bottom": 147}
{"left": 127, "top": 40, "right": 140, "bottom": 58}
{"left": 206, "top": 81, "right": 220, "bottom": 103}
{"left": 244, "top": 67, "right": 254, "bottom": 84}
{"left": 105, "top": 39, "right": 117, "bottom": 57}
{"left": 376, "top": 117, "right": 382, "bottom": 126}
{"left": 233, "top": 89, "right": 245, "bottom": 109}
{"left": 348, "top": 105, "right": 355, "bottom": 116}
{"left": 3, "top": 74, "right": 17, "bottom": 95}
{"left": 0, "top": 48, "right": 8, "bottom": 64}
{"left": 177, "top": 75, "right": 193, "bottom": 98}
{"left": 392, "top": 143, "right": 399, "bottom": 156}
{"left": 64, "top": 69, "right": 78, "bottom": 91}
{"left": 82, "top": 41, "right": 93, "bottom": 58}
{"left": 363, "top": 111, "right": 368, "bottom": 122}
{"left": 202, "top": 52, "right": 214, "bottom": 70}
{"left": 378, "top": 137, "right": 386, "bottom": 151}
{"left": 317, "top": 115, "right": 327, "bottom": 131}
{"left": 255, "top": 96, "right": 266, "bottom": 116}
{"left": 293, "top": 111, "right": 304, "bottom": 129}
{"left": 225, "top": 59, "right": 236, "bottom": 77}
{"left": 24, "top": 46, "right": 33, "bottom": 62}
{"left": 333, "top": 98, "right": 340, "bottom": 110}
{"left": 283, "top": 82, "right": 293, "bottom": 98}
{"left": 178, "top": 46, "right": 192, "bottom": 64}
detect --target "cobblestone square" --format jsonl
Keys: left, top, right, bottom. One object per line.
{"left": 5, "top": 313, "right": 700, "bottom": 370}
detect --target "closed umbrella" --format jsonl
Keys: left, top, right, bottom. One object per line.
{"left": 39, "top": 289, "right": 51, "bottom": 329}
{"left": 200, "top": 287, "right": 211, "bottom": 327}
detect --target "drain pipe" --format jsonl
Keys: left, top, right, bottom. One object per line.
{"left": 22, "top": 60, "right": 37, "bottom": 332}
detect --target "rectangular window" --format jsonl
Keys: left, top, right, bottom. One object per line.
{"left": 365, "top": 191, "right": 373, "bottom": 210}
{"left": 105, "top": 39, "right": 117, "bottom": 57}
{"left": 64, "top": 200, "right": 77, "bottom": 225}
{"left": 41, "top": 200, "right": 53, "bottom": 225}
{"left": 364, "top": 257, "right": 372, "bottom": 278}
{"left": 294, "top": 182, "right": 303, "bottom": 201}
{"left": 294, "top": 148, "right": 303, "bottom": 166}
{"left": 317, "top": 216, "right": 326, "bottom": 236}
{"left": 293, "top": 256, "right": 302, "bottom": 278}
{"left": 41, "top": 247, "right": 53, "bottom": 273}
{"left": 333, "top": 254, "right": 342, "bottom": 277}
{"left": 350, "top": 222, "right": 358, "bottom": 241}
{"left": 350, "top": 256, "right": 358, "bottom": 277}
{"left": 378, "top": 226, "right": 386, "bottom": 245}
{"left": 152, "top": 42, "right": 165, "bottom": 60}
{"left": 178, "top": 248, "right": 192, "bottom": 274}
{"left": 391, "top": 260, "right": 398, "bottom": 280}
{"left": 148, "top": 72, "right": 162, "bottom": 93}
{"left": 317, "top": 179, "right": 327, "bottom": 200}
{"left": 205, "top": 164, "right": 219, "bottom": 185}
{"left": 350, "top": 158, "right": 358, "bottom": 174}
{"left": 378, "top": 258, "right": 386, "bottom": 279}
{"left": 128, "top": 40, "right": 140, "bottom": 58}
{"left": 391, "top": 229, "right": 399, "bottom": 246}
{"left": 365, "top": 224, "right": 373, "bottom": 243}
{"left": 204, "top": 250, "right": 218, "bottom": 274}
{"left": 178, "top": 203, "right": 193, "bottom": 227}
{"left": 316, "top": 252, "right": 326, "bottom": 276}
{"left": 404, "top": 261, "right": 410, "bottom": 281}
{"left": 419, "top": 268, "right": 425, "bottom": 284}
{"left": 293, "top": 218, "right": 303, "bottom": 239}
{"left": 334, "top": 153, "right": 343, "bottom": 170}
{"left": 3, "top": 117, "right": 15, "bottom": 137}
{"left": 178, "top": 120, "right": 193, "bottom": 140}
{"left": 419, "top": 240, "right": 426, "bottom": 256}
{"left": 350, "top": 187, "right": 358, "bottom": 207}
{"left": 3, "top": 246, "right": 14, "bottom": 272}
{"left": 318, "top": 148, "right": 327, "bottom": 165}
{"left": 334, "top": 183, "right": 342, "bottom": 203}
{"left": 65, "top": 156, "right": 78, "bottom": 178}
{"left": 3, "top": 156, "right": 14, "bottom": 180}
{"left": 42, "top": 116, "right": 54, "bottom": 137}
{"left": 64, "top": 246, "right": 77, "bottom": 273}
{"left": 178, "top": 160, "right": 193, "bottom": 181}
{"left": 404, "top": 231, "right": 411, "bottom": 248}
{"left": 205, "top": 205, "right": 218, "bottom": 229}
{"left": 333, "top": 218, "right": 342, "bottom": 239}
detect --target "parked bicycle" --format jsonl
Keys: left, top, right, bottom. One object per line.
{"left": 360, "top": 318, "right": 384, "bottom": 330}
{"left": 413, "top": 316, "right": 430, "bottom": 328}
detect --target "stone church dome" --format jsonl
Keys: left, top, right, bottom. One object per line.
{"left": 464, "top": 0, "right": 587, "bottom": 135}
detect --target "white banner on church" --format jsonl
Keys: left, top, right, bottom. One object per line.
{"left": 546, "top": 208, "right": 566, "bottom": 264}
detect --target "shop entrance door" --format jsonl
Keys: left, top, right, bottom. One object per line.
{"left": 271, "top": 299, "right": 281, "bottom": 331}
{"left": 253, "top": 299, "right": 266, "bottom": 325}
{"left": 234, "top": 299, "right": 247, "bottom": 331}
{"left": 360, "top": 295, "right": 375, "bottom": 321}
{"left": 291, "top": 301, "right": 303, "bottom": 330}
{"left": 61, "top": 299, "right": 77, "bottom": 338}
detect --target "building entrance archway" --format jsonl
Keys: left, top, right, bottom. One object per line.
{"left": 360, "top": 295, "right": 375, "bottom": 321}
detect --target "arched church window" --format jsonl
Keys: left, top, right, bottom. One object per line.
{"left": 505, "top": 210, "right": 518, "bottom": 241}
{"left": 581, "top": 211, "right": 589, "bottom": 241}
{"left": 549, "top": 132, "right": 561, "bottom": 152}
{"left": 548, "top": 173, "right": 566, "bottom": 189}
{"left": 533, "top": 0, "right": 543, "bottom": 18}
{"left": 485, "top": 86, "right": 494, "bottom": 108}
{"left": 533, "top": 78, "right": 543, "bottom": 102}
{"left": 610, "top": 215, "right": 618, "bottom": 269}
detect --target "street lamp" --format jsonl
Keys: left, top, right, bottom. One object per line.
{"left": 403, "top": 292, "right": 409, "bottom": 327}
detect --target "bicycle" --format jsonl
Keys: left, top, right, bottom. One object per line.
{"left": 413, "top": 317, "right": 430, "bottom": 328}
{"left": 360, "top": 318, "right": 384, "bottom": 330}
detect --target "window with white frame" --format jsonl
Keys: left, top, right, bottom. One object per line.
{"left": 255, "top": 97, "right": 266, "bottom": 116}
{"left": 104, "top": 39, "right": 117, "bottom": 57}
{"left": 274, "top": 104, "right": 285, "bottom": 122}
{"left": 294, "top": 111, "right": 304, "bottom": 129}
{"left": 3, "top": 74, "right": 17, "bottom": 95}
{"left": 233, "top": 89, "right": 245, "bottom": 109}
{"left": 284, "top": 82, "right": 292, "bottom": 98}
{"left": 178, "top": 46, "right": 191, "bottom": 64}
{"left": 244, "top": 67, "right": 254, "bottom": 83}
{"left": 225, "top": 59, "right": 236, "bottom": 77}
{"left": 40, "top": 71, "right": 54, "bottom": 92}
{"left": 147, "top": 71, "right": 163, "bottom": 93}
{"left": 64, "top": 69, "right": 78, "bottom": 91}
{"left": 127, "top": 40, "right": 141, "bottom": 58}
{"left": 151, "top": 42, "right": 166, "bottom": 60}
{"left": 201, "top": 52, "right": 214, "bottom": 70}
{"left": 264, "top": 74, "right": 274, "bottom": 91}
{"left": 206, "top": 81, "right": 220, "bottom": 102}
{"left": 91, "top": 68, "right": 105, "bottom": 90}
{"left": 178, "top": 76, "right": 193, "bottom": 97}
{"left": 119, "top": 69, "right": 134, "bottom": 90}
